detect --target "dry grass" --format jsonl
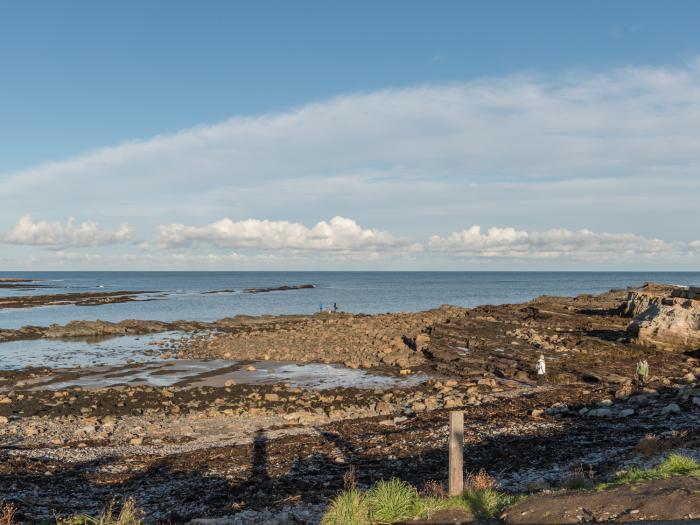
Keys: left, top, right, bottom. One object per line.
{"left": 419, "top": 480, "right": 446, "bottom": 498}
{"left": 343, "top": 464, "right": 358, "bottom": 491}
{"left": 635, "top": 431, "right": 690, "bottom": 457}
{"left": 466, "top": 468, "right": 497, "bottom": 491}
{"left": 635, "top": 434, "right": 668, "bottom": 457}
{"left": 463, "top": 469, "right": 519, "bottom": 518}
{"left": 0, "top": 503, "right": 16, "bottom": 525}
{"left": 57, "top": 499, "right": 143, "bottom": 525}
{"left": 565, "top": 464, "right": 596, "bottom": 490}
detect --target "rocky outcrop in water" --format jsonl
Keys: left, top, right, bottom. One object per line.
{"left": 0, "top": 290, "right": 152, "bottom": 309}
{"left": 243, "top": 284, "right": 315, "bottom": 294}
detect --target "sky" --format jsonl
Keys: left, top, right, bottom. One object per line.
{"left": 1, "top": 1, "right": 700, "bottom": 270}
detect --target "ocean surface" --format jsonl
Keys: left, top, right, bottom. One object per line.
{"left": 2, "top": 271, "right": 699, "bottom": 330}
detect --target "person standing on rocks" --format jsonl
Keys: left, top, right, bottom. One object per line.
{"left": 636, "top": 359, "right": 649, "bottom": 387}
{"left": 333, "top": 302, "right": 338, "bottom": 313}
{"left": 536, "top": 354, "right": 546, "bottom": 384}
{"left": 319, "top": 303, "right": 324, "bottom": 313}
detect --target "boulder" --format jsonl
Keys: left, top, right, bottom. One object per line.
{"left": 625, "top": 287, "right": 700, "bottom": 351}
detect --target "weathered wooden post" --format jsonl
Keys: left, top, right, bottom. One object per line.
{"left": 448, "top": 411, "right": 464, "bottom": 496}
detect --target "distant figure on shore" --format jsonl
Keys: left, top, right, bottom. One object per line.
{"left": 333, "top": 302, "right": 338, "bottom": 313}
{"left": 536, "top": 354, "right": 546, "bottom": 384}
{"left": 319, "top": 303, "right": 323, "bottom": 313}
{"left": 636, "top": 359, "right": 649, "bottom": 387}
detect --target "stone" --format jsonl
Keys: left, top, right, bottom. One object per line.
{"left": 375, "top": 401, "right": 393, "bottom": 415}
{"left": 661, "top": 403, "right": 681, "bottom": 415}
{"left": 619, "top": 408, "right": 635, "bottom": 417}
{"left": 626, "top": 289, "right": 700, "bottom": 351}
{"left": 444, "top": 398, "right": 460, "bottom": 408}
{"left": 682, "top": 372, "right": 697, "bottom": 383}
{"left": 264, "top": 393, "right": 279, "bottom": 402}
{"left": 587, "top": 408, "right": 613, "bottom": 417}
{"left": 545, "top": 402, "right": 568, "bottom": 415}
{"left": 424, "top": 396, "right": 439, "bottom": 410}
{"left": 0, "top": 416, "right": 8, "bottom": 424}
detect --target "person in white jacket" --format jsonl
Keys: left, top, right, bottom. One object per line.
{"left": 536, "top": 354, "right": 546, "bottom": 384}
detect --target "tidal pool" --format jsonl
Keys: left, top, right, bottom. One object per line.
{"left": 25, "top": 359, "right": 430, "bottom": 391}
{"left": 0, "top": 332, "right": 182, "bottom": 370}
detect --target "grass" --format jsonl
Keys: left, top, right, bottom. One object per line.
{"left": 365, "top": 479, "right": 418, "bottom": 523}
{"left": 320, "top": 489, "right": 372, "bottom": 525}
{"left": 596, "top": 454, "right": 700, "bottom": 491}
{"left": 463, "top": 488, "right": 520, "bottom": 518}
{"left": 320, "top": 474, "right": 517, "bottom": 524}
{"left": 57, "top": 499, "right": 143, "bottom": 525}
{"left": 0, "top": 503, "right": 16, "bottom": 525}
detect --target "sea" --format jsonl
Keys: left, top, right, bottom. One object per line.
{"left": 2, "top": 271, "right": 700, "bottom": 371}
{"left": 2, "top": 271, "right": 700, "bottom": 330}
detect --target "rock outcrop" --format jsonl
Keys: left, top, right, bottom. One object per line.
{"left": 625, "top": 284, "right": 700, "bottom": 351}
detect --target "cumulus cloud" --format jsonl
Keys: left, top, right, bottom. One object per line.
{"left": 429, "top": 226, "right": 695, "bottom": 261}
{"left": 156, "top": 216, "right": 401, "bottom": 251}
{"left": 0, "top": 215, "right": 134, "bottom": 247}
{"left": 50, "top": 251, "right": 262, "bottom": 264}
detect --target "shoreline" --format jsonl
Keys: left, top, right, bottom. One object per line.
{"left": 0, "top": 283, "right": 699, "bottom": 523}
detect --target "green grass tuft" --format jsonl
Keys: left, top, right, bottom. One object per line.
{"left": 320, "top": 489, "right": 371, "bottom": 525}
{"left": 657, "top": 453, "right": 699, "bottom": 475}
{"left": 597, "top": 454, "right": 700, "bottom": 490}
{"left": 412, "top": 495, "right": 471, "bottom": 519}
{"left": 365, "top": 478, "right": 418, "bottom": 523}
{"left": 463, "top": 488, "right": 519, "bottom": 518}
{"left": 320, "top": 477, "right": 520, "bottom": 524}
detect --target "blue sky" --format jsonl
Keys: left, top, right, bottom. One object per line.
{"left": 1, "top": 1, "right": 700, "bottom": 270}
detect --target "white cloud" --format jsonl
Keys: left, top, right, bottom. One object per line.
{"left": 1, "top": 215, "right": 134, "bottom": 247}
{"left": 3, "top": 60, "right": 700, "bottom": 207}
{"left": 429, "top": 225, "right": 696, "bottom": 261}
{"left": 50, "top": 250, "right": 261, "bottom": 264}
{"left": 2, "top": 58, "right": 700, "bottom": 268}
{"left": 155, "top": 216, "right": 402, "bottom": 251}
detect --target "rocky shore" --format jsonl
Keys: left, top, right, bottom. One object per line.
{"left": 1, "top": 283, "right": 699, "bottom": 523}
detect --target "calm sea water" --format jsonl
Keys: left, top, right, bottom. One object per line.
{"left": 1, "top": 271, "right": 699, "bottom": 330}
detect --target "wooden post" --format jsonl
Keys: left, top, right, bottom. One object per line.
{"left": 448, "top": 411, "right": 464, "bottom": 496}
